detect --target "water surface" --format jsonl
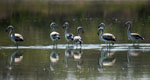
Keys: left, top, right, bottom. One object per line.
{"left": 0, "top": 46, "right": 150, "bottom": 80}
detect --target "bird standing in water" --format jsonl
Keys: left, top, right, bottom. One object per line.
{"left": 74, "top": 26, "right": 84, "bottom": 49}
{"left": 63, "top": 22, "right": 74, "bottom": 46}
{"left": 125, "top": 21, "right": 144, "bottom": 45}
{"left": 97, "top": 23, "right": 116, "bottom": 48}
{"left": 6, "top": 25, "right": 24, "bottom": 49}
{"left": 50, "top": 22, "right": 60, "bottom": 49}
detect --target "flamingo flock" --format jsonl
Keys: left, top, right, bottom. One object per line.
{"left": 6, "top": 21, "right": 144, "bottom": 49}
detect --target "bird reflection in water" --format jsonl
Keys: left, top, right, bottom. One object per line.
{"left": 50, "top": 51, "right": 60, "bottom": 71}
{"left": 64, "top": 47, "right": 74, "bottom": 68}
{"left": 73, "top": 48, "right": 83, "bottom": 69}
{"left": 98, "top": 47, "right": 116, "bottom": 71}
{"left": 8, "top": 50, "right": 23, "bottom": 70}
{"left": 126, "top": 46, "right": 140, "bottom": 67}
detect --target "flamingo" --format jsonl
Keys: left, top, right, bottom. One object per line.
{"left": 6, "top": 25, "right": 24, "bottom": 49}
{"left": 74, "top": 26, "right": 84, "bottom": 49}
{"left": 50, "top": 22, "right": 60, "bottom": 49}
{"left": 63, "top": 22, "right": 74, "bottom": 46}
{"left": 125, "top": 21, "right": 144, "bottom": 45}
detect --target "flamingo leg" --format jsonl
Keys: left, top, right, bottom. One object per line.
{"left": 67, "top": 42, "right": 69, "bottom": 47}
{"left": 16, "top": 43, "right": 18, "bottom": 49}
{"left": 80, "top": 42, "right": 82, "bottom": 49}
{"left": 133, "top": 41, "right": 135, "bottom": 46}
{"left": 76, "top": 43, "right": 78, "bottom": 49}
{"left": 106, "top": 43, "right": 109, "bottom": 51}
{"left": 56, "top": 41, "right": 57, "bottom": 49}
{"left": 52, "top": 42, "right": 54, "bottom": 49}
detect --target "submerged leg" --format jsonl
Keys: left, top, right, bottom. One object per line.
{"left": 56, "top": 42, "right": 57, "bottom": 49}
{"left": 80, "top": 42, "right": 82, "bottom": 49}
{"left": 108, "top": 43, "right": 110, "bottom": 56}
{"left": 136, "top": 41, "right": 139, "bottom": 46}
{"left": 16, "top": 43, "right": 18, "bottom": 49}
{"left": 133, "top": 42, "right": 136, "bottom": 46}
{"left": 76, "top": 43, "right": 78, "bottom": 49}
{"left": 106, "top": 43, "right": 109, "bottom": 51}
{"left": 67, "top": 42, "right": 69, "bottom": 47}
{"left": 52, "top": 42, "right": 54, "bottom": 49}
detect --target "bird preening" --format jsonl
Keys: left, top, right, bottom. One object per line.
{"left": 6, "top": 21, "right": 144, "bottom": 49}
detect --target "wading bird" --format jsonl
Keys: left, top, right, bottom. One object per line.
{"left": 125, "top": 21, "right": 144, "bottom": 45}
{"left": 63, "top": 22, "right": 74, "bottom": 45}
{"left": 50, "top": 22, "right": 60, "bottom": 49}
{"left": 6, "top": 25, "right": 24, "bottom": 49}
{"left": 97, "top": 24, "right": 116, "bottom": 48}
{"left": 74, "top": 26, "right": 84, "bottom": 49}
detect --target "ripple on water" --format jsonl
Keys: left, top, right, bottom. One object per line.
{"left": 0, "top": 43, "right": 150, "bottom": 51}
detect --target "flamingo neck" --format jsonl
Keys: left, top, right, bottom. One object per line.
{"left": 102, "top": 26, "right": 105, "bottom": 31}
{"left": 77, "top": 29, "right": 80, "bottom": 36}
{"left": 127, "top": 25, "right": 131, "bottom": 36}
{"left": 9, "top": 30, "right": 14, "bottom": 38}
{"left": 65, "top": 27, "right": 68, "bottom": 34}
{"left": 99, "top": 30, "right": 104, "bottom": 40}
{"left": 51, "top": 26, "right": 55, "bottom": 31}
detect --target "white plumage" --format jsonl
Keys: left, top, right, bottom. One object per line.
{"left": 11, "top": 33, "right": 24, "bottom": 40}
{"left": 74, "top": 36, "right": 82, "bottom": 43}
{"left": 50, "top": 31, "right": 60, "bottom": 41}
{"left": 65, "top": 33, "right": 74, "bottom": 42}
{"left": 103, "top": 33, "right": 115, "bottom": 37}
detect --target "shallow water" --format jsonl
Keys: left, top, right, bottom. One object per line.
{"left": 0, "top": 44, "right": 150, "bottom": 51}
{"left": 0, "top": 46, "right": 150, "bottom": 80}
